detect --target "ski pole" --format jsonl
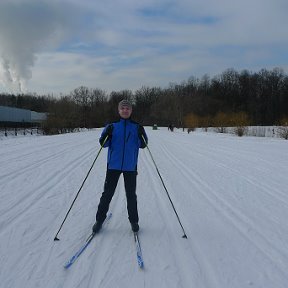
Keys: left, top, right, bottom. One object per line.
{"left": 141, "top": 134, "right": 188, "bottom": 239}
{"left": 54, "top": 135, "right": 109, "bottom": 241}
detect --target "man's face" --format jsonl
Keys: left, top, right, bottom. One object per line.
{"left": 118, "top": 105, "right": 132, "bottom": 119}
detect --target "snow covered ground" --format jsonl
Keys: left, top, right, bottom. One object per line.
{"left": 1, "top": 128, "right": 288, "bottom": 288}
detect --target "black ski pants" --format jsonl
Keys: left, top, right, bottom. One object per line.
{"left": 96, "top": 169, "right": 139, "bottom": 224}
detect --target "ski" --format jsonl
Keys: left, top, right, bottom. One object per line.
{"left": 134, "top": 232, "right": 144, "bottom": 269}
{"left": 64, "top": 213, "right": 112, "bottom": 269}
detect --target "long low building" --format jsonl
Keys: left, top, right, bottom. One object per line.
{"left": 0, "top": 105, "right": 47, "bottom": 126}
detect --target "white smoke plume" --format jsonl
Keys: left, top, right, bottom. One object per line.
{"left": 0, "top": 0, "right": 79, "bottom": 93}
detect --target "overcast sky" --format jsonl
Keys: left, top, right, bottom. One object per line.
{"left": 0, "top": 0, "right": 287, "bottom": 95}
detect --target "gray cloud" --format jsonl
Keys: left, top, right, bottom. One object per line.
{"left": 1, "top": 0, "right": 287, "bottom": 94}
{"left": 0, "top": 0, "right": 81, "bottom": 92}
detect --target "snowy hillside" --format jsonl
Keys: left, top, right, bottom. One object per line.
{"left": 1, "top": 128, "right": 288, "bottom": 288}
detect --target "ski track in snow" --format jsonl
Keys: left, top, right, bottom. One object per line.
{"left": 158, "top": 141, "right": 288, "bottom": 281}
{"left": 0, "top": 136, "right": 98, "bottom": 236}
{"left": 0, "top": 129, "right": 288, "bottom": 288}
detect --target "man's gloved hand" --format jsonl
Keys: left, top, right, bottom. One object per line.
{"left": 103, "top": 124, "right": 113, "bottom": 139}
{"left": 100, "top": 124, "right": 113, "bottom": 146}
{"left": 138, "top": 125, "right": 145, "bottom": 138}
{"left": 138, "top": 125, "right": 147, "bottom": 148}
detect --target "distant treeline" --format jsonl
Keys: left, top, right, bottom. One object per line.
{"left": 1, "top": 67, "right": 288, "bottom": 131}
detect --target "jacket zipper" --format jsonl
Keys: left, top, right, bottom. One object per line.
{"left": 120, "top": 120, "right": 127, "bottom": 170}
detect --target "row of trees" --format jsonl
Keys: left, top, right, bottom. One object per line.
{"left": 0, "top": 67, "right": 288, "bottom": 133}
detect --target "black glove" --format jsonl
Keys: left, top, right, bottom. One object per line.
{"left": 105, "top": 124, "right": 114, "bottom": 137}
{"left": 100, "top": 124, "right": 113, "bottom": 145}
{"left": 138, "top": 125, "right": 145, "bottom": 138}
{"left": 138, "top": 125, "right": 147, "bottom": 148}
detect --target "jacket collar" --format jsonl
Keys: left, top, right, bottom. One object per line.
{"left": 119, "top": 117, "right": 131, "bottom": 122}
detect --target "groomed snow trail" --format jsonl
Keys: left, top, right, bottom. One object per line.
{"left": 1, "top": 129, "right": 288, "bottom": 288}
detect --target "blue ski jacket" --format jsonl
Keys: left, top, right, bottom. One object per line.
{"left": 99, "top": 118, "right": 148, "bottom": 171}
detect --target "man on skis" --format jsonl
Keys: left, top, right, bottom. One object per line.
{"left": 93, "top": 99, "right": 148, "bottom": 234}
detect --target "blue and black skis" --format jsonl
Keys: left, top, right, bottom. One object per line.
{"left": 134, "top": 232, "right": 144, "bottom": 269}
{"left": 64, "top": 213, "right": 112, "bottom": 269}
{"left": 63, "top": 213, "right": 145, "bottom": 269}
